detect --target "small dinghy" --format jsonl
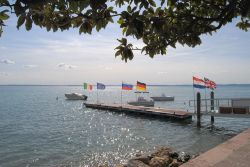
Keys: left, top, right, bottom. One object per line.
{"left": 65, "top": 93, "right": 88, "bottom": 100}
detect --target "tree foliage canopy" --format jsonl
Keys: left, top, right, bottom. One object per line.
{"left": 0, "top": 0, "right": 250, "bottom": 61}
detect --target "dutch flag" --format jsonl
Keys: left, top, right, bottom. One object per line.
{"left": 193, "top": 76, "right": 206, "bottom": 89}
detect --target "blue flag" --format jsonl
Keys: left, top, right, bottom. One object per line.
{"left": 97, "top": 82, "right": 105, "bottom": 90}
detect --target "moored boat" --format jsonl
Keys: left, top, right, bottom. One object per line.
{"left": 65, "top": 93, "right": 88, "bottom": 100}
{"left": 128, "top": 96, "right": 154, "bottom": 107}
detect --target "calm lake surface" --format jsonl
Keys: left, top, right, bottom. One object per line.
{"left": 1, "top": 85, "right": 250, "bottom": 167}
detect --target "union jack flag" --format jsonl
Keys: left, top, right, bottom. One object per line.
{"left": 204, "top": 77, "right": 216, "bottom": 90}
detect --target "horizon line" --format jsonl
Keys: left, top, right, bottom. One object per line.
{"left": 1, "top": 84, "right": 250, "bottom": 86}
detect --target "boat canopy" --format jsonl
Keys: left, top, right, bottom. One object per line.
{"left": 134, "top": 91, "right": 149, "bottom": 93}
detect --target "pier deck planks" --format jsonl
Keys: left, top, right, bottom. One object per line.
{"left": 84, "top": 103, "right": 192, "bottom": 120}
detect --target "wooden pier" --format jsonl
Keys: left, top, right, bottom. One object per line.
{"left": 84, "top": 103, "right": 192, "bottom": 121}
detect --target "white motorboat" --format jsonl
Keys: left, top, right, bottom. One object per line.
{"left": 128, "top": 96, "right": 154, "bottom": 107}
{"left": 150, "top": 94, "right": 174, "bottom": 101}
{"left": 65, "top": 93, "right": 88, "bottom": 100}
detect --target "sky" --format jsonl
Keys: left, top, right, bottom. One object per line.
{"left": 0, "top": 13, "right": 250, "bottom": 85}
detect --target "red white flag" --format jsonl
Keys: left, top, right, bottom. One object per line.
{"left": 204, "top": 77, "right": 216, "bottom": 90}
{"left": 193, "top": 76, "right": 206, "bottom": 89}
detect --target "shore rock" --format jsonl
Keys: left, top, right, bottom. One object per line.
{"left": 169, "top": 159, "right": 183, "bottom": 167}
{"left": 177, "top": 152, "right": 191, "bottom": 162}
{"left": 132, "top": 155, "right": 152, "bottom": 164}
{"left": 127, "top": 159, "right": 150, "bottom": 167}
{"left": 149, "top": 156, "right": 172, "bottom": 167}
{"left": 99, "top": 146, "right": 192, "bottom": 167}
{"left": 151, "top": 146, "right": 172, "bottom": 157}
{"left": 169, "top": 152, "right": 179, "bottom": 159}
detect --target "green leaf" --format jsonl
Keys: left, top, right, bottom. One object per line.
{"left": 69, "top": 1, "right": 78, "bottom": 12}
{"left": 0, "top": 11, "right": 9, "bottom": 20}
{"left": 46, "top": 23, "right": 52, "bottom": 32}
{"left": 0, "top": 26, "right": 3, "bottom": 37}
{"left": 148, "top": 0, "right": 156, "bottom": 7}
{"left": 122, "top": 27, "right": 127, "bottom": 35}
{"left": 79, "top": 23, "right": 85, "bottom": 34}
{"left": 52, "top": 25, "right": 58, "bottom": 32}
{"left": 117, "top": 19, "right": 124, "bottom": 25}
{"left": 115, "top": 50, "right": 121, "bottom": 57}
{"left": 25, "top": 16, "right": 32, "bottom": 31}
{"left": 14, "top": 2, "right": 25, "bottom": 16}
{"left": 127, "top": 6, "right": 132, "bottom": 13}
{"left": 0, "top": 0, "right": 8, "bottom": 4}
{"left": 17, "top": 14, "right": 26, "bottom": 29}
{"left": 96, "top": 21, "right": 102, "bottom": 32}
{"left": 79, "top": 0, "right": 90, "bottom": 11}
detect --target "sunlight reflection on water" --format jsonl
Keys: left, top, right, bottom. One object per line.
{"left": 0, "top": 85, "right": 250, "bottom": 167}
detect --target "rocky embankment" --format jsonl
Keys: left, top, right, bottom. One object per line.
{"left": 100, "top": 146, "right": 194, "bottom": 167}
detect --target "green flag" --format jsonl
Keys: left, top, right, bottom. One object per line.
{"left": 83, "top": 83, "right": 87, "bottom": 89}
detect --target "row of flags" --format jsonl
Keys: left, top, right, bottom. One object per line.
{"left": 83, "top": 81, "right": 147, "bottom": 91}
{"left": 84, "top": 77, "right": 216, "bottom": 91}
{"left": 83, "top": 82, "right": 105, "bottom": 90}
{"left": 193, "top": 76, "right": 217, "bottom": 90}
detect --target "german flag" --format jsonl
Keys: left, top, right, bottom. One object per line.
{"left": 136, "top": 81, "right": 146, "bottom": 91}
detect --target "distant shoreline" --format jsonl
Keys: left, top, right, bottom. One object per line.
{"left": 1, "top": 84, "right": 250, "bottom": 86}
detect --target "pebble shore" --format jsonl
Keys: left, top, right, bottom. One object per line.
{"left": 99, "top": 146, "right": 195, "bottom": 167}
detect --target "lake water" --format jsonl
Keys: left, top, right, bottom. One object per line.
{"left": 1, "top": 85, "right": 250, "bottom": 167}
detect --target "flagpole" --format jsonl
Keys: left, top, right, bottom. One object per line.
{"left": 88, "top": 90, "right": 91, "bottom": 100}
{"left": 97, "top": 84, "right": 98, "bottom": 104}
{"left": 121, "top": 90, "right": 123, "bottom": 106}
{"left": 205, "top": 86, "right": 207, "bottom": 112}
{"left": 87, "top": 84, "right": 89, "bottom": 99}
{"left": 192, "top": 77, "right": 196, "bottom": 113}
{"left": 121, "top": 81, "right": 123, "bottom": 106}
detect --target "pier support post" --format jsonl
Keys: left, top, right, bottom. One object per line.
{"left": 211, "top": 91, "right": 214, "bottom": 111}
{"left": 211, "top": 115, "right": 214, "bottom": 125}
{"left": 197, "top": 92, "right": 201, "bottom": 127}
{"left": 211, "top": 91, "right": 215, "bottom": 125}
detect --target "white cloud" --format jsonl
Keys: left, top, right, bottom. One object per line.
{"left": 36, "top": 36, "right": 116, "bottom": 62}
{"left": 57, "top": 63, "right": 77, "bottom": 69}
{"left": 1, "top": 20, "right": 250, "bottom": 84}
{"left": 0, "top": 59, "right": 15, "bottom": 64}
{"left": 24, "top": 65, "right": 38, "bottom": 68}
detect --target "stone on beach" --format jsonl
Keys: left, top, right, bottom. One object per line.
{"left": 130, "top": 146, "right": 190, "bottom": 167}
{"left": 100, "top": 146, "right": 192, "bottom": 167}
{"left": 149, "top": 156, "right": 173, "bottom": 167}
{"left": 127, "top": 159, "right": 151, "bottom": 167}
{"left": 169, "top": 159, "right": 183, "bottom": 167}
{"left": 169, "top": 152, "right": 179, "bottom": 159}
{"left": 151, "top": 146, "right": 172, "bottom": 157}
{"left": 131, "top": 155, "right": 152, "bottom": 164}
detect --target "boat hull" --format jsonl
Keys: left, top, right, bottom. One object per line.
{"left": 65, "top": 93, "right": 88, "bottom": 100}
{"left": 151, "top": 96, "right": 174, "bottom": 101}
{"left": 128, "top": 101, "right": 154, "bottom": 107}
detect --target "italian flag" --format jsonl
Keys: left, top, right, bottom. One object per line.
{"left": 83, "top": 83, "right": 93, "bottom": 90}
